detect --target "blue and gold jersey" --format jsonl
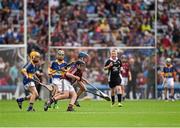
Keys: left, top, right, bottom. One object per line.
{"left": 21, "top": 62, "right": 39, "bottom": 85}
{"left": 162, "top": 64, "right": 176, "bottom": 78}
{"left": 49, "top": 60, "right": 67, "bottom": 79}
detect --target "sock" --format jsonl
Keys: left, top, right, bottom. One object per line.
{"left": 76, "top": 96, "right": 79, "bottom": 101}
{"left": 54, "top": 100, "right": 57, "bottom": 105}
{"left": 117, "top": 94, "right": 122, "bottom": 103}
{"left": 50, "top": 98, "right": 55, "bottom": 104}
{"left": 35, "top": 96, "right": 40, "bottom": 100}
{"left": 29, "top": 103, "right": 33, "bottom": 107}
{"left": 24, "top": 96, "right": 28, "bottom": 100}
{"left": 170, "top": 95, "right": 174, "bottom": 99}
{"left": 111, "top": 96, "right": 115, "bottom": 104}
{"left": 68, "top": 104, "right": 73, "bottom": 109}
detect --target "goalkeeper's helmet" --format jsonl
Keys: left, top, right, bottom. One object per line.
{"left": 30, "top": 51, "right": 40, "bottom": 64}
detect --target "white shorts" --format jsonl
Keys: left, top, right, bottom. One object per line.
{"left": 121, "top": 77, "right": 128, "bottom": 86}
{"left": 24, "top": 81, "right": 35, "bottom": 90}
{"left": 52, "top": 78, "right": 75, "bottom": 92}
{"left": 52, "top": 78, "right": 61, "bottom": 87}
{"left": 164, "top": 78, "right": 174, "bottom": 88}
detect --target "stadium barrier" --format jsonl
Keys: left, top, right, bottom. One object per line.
{"left": 157, "top": 82, "right": 180, "bottom": 100}
{"left": 0, "top": 82, "right": 180, "bottom": 100}
{"left": 0, "top": 85, "right": 16, "bottom": 100}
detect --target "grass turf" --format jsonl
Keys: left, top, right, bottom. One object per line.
{"left": 0, "top": 100, "right": 180, "bottom": 127}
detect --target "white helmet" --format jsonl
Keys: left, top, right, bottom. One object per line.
{"left": 57, "top": 50, "right": 64, "bottom": 56}
{"left": 166, "top": 58, "right": 171, "bottom": 63}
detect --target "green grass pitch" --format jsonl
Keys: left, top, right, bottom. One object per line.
{"left": 0, "top": 100, "right": 180, "bottom": 127}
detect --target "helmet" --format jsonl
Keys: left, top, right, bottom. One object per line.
{"left": 166, "top": 58, "right": 171, "bottom": 63}
{"left": 57, "top": 50, "right": 64, "bottom": 56}
{"left": 78, "top": 52, "right": 88, "bottom": 58}
{"left": 57, "top": 50, "right": 64, "bottom": 61}
{"left": 30, "top": 51, "right": 40, "bottom": 60}
{"left": 29, "top": 51, "right": 40, "bottom": 63}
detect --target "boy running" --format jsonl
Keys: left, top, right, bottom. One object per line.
{"left": 16, "top": 51, "right": 41, "bottom": 111}
{"left": 48, "top": 50, "right": 67, "bottom": 109}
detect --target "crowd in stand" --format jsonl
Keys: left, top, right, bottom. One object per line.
{"left": 157, "top": 0, "right": 180, "bottom": 84}
{"left": 50, "top": 0, "right": 155, "bottom": 47}
{"left": 0, "top": 0, "right": 24, "bottom": 44}
{"left": 27, "top": 0, "right": 48, "bottom": 59}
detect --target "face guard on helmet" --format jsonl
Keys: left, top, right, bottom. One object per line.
{"left": 57, "top": 50, "right": 65, "bottom": 61}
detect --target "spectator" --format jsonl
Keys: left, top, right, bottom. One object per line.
{"left": 50, "top": 0, "right": 155, "bottom": 47}
{"left": 0, "top": 0, "right": 23, "bottom": 44}
{"left": 9, "top": 64, "right": 18, "bottom": 85}
{"left": 27, "top": 0, "right": 48, "bottom": 60}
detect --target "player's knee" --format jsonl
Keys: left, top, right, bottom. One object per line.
{"left": 71, "top": 91, "right": 77, "bottom": 99}
{"left": 111, "top": 89, "right": 114, "bottom": 93}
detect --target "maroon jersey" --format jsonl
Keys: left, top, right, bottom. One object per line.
{"left": 121, "top": 62, "right": 130, "bottom": 77}
{"left": 65, "top": 64, "right": 83, "bottom": 84}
